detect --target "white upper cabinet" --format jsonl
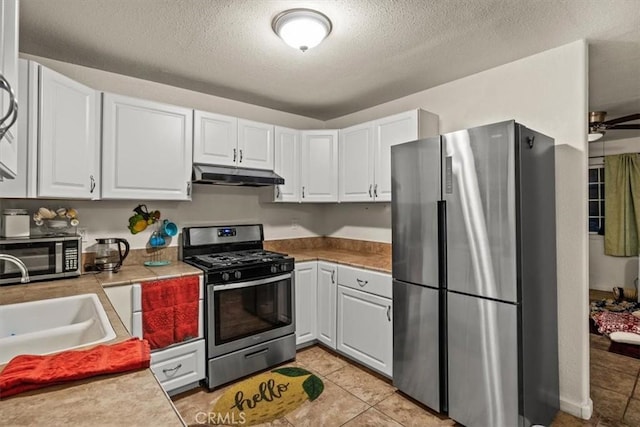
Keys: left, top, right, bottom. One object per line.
{"left": 102, "top": 93, "right": 193, "bottom": 200}
{"left": 37, "top": 65, "right": 100, "bottom": 199}
{"left": 193, "top": 113, "right": 274, "bottom": 170}
{"left": 193, "top": 111, "right": 237, "bottom": 167}
{"left": 339, "top": 122, "right": 375, "bottom": 202}
{"left": 300, "top": 130, "right": 338, "bottom": 202}
{"left": 273, "top": 126, "right": 300, "bottom": 202}
{"left": 374, "top": 109, "right": 438, "bottom": 201}
{"left": 0, "top": 0, "right": 19, "bottom": 180}
{"left": 237, "top": 119, "right": 274, "bottom": 170}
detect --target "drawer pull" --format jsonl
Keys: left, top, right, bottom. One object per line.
{"left": 356, "top": 278, "right": 368, "bottom": 287}
{"left": 162, "top": 363, "right": 182, "bottom": 375}
{"left": 387, "top": 305, "right": 391, "bottom": 322}
{"left": 245, "top": 348, "right": 269, "bottom": 359}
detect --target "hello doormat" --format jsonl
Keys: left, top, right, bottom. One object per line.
{"left": 208, "top": 367, "right": 324, "bottom": 426}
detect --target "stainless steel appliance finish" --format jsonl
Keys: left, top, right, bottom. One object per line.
{"left": 181, "top": 224, "right": 296, "bottom": 390}
{"left": 207, "top": 273, "right": 294, "bottom": 358}
{"left": 393, "top": 279, "right": 441, "bottom": 410}
{"left": 208, "top": 334, "right": 296, "bottom": 388}
{"left": 391, "top": 121, "right": 559, "bottom": 427}
{"left": 192, "top": 164, "right": 285, "bottom": 187}
{"left": 0, "top": 235, "right": 81, "bottom": 285}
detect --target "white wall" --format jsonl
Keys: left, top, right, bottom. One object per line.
{"left": 588, "top": 136, "right": 640, "bottom": 291}
{"left": 326, "top": 40, "right": 592, "bottom": 419}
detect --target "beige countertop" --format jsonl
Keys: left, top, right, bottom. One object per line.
{"left": 0, "top": 262, "right": 202, "bottom": 426}
{"left": 285, "top": 249, "right": 392, "bottom": 273}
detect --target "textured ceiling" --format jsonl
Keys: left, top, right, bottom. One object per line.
{"left": 18, "top": 0, "right": 640, "bottom": 139}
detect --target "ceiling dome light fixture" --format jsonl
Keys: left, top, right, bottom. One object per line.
{"left": 272, "top": 8, "right": 332, "bottom": 52}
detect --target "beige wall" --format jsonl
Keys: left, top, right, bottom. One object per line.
{"left": 325, "top": 40, "right": 592, "bottom": 418}
{"left": 588, "top": 136, "right": 640, "bottom": 291}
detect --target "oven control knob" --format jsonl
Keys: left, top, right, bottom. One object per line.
{"left": 234, "top": 271, "right": 242, "bottom": 279}
{"left": 222, "top": 272, "right": 230, "bottom": 281}
{"left": 271, "top": 265, "right": 278, "bottom": 274}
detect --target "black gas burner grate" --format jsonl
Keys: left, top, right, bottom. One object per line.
{"left": 190, "top": 250, "right": 286, "bottom": 270}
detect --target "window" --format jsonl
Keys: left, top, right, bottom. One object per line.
{"left": 588, "top": 166, "right": 605, "bottom": 233}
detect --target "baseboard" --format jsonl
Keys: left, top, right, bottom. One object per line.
{"left": 560, "top": 396, "right": 593, "bottom": 420}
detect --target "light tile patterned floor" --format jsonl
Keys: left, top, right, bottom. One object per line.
{"left": 172, "top": 344, "right": 629, "bottom": 426}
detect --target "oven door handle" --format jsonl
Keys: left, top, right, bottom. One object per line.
{"left": 212, "top": 273, "right": 292, "bottom": 291}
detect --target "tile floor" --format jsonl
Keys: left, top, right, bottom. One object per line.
{"left": 172, "top": 345, "right": 617, "bottom": 427}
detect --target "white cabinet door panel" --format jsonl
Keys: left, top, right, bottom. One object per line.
{"left": 273, "top": 126, "right": 299, "bottom": 202}
{"left": 339, "top": 122, "right": 375, "bottom": 202}
{"left": 38, "top": 66, "right": 98, "bottom": 198}
{"left": 374, "top": 110, "right": 419, "bottom": 202}
{"left": 295, "top": 261, "right": 317, "bottom": 345}
{"left": 193, "top": 110, "right": 237, "bottom": 166}
{"left": 102, "top": 93, "right": 192, "bottom": 200}
{"left": 238, "top": 119, "right": 274, "bottom": 170}
{"left": 337, "top": 285, "right": 393, "bottom": 376}
{"left": 317, "top": 261, "right": 337, "bottom": 349}
{"left": 300, "top": 130, "right": 338, "bottom": 202}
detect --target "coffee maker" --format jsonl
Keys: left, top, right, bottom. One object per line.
{"left": 93, "top": 238, "right": 130, "bottom": 272}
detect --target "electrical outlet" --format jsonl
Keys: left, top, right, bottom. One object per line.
{"left": 77, "top": 228, "right": 88, "bottom": 243}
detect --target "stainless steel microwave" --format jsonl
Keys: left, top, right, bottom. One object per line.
{"left": 0, "top": 235, "right": 81, "bottom": 286}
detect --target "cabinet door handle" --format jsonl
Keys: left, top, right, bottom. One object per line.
{"left": 387, "top": 305, "right": 391, "bottom": 322}
{"left": 368, "top": 184, "right": 373, "bottom": 198}
{"left": 302, "top": 186, "right": 305, "bottom": 198}
{"left": 331, "top": 270, "right": 335, "bottom": 284}
{"left": 187, "top": 181, "right": 192, "bottom": 196}
{"left": 162, "top": 363, "right": 182, "bottom": 375}
{"left": 239, "top": 149, "right": 243, "bottom": 163}
{"left": 89, "top": 175, "right": 96, "bottom": 193}
{"left": 276, "top": 185, "right": 280, "bottom": 199}
{"left": 233, "top": 148, "right": 237, "bottom": 162}
{"left": 374, "top": 184, "right": 378, "bottom": 198}
{"left": 356, "top": 278, "right": 368, "bottom": 287}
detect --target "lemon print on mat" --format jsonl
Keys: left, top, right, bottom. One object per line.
{"left": 209, "top": 367, "right": 324, "bottom": 426}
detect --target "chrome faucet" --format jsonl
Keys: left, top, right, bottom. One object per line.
{"left": 0, "top": 254, "right": 30, "bottom": 283}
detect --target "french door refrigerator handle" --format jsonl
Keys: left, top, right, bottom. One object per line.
{"left": 437, "top": 200, "right": 447, "bottom": 289}
{"left": 437, "top": 199, "right": 449, "bottom": 413}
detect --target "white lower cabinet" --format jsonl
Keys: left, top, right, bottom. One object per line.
{"left": 316, "top": 261, "right": 337, "bottom": 349}
{"left": 150, "top": 339, "right": 206, "bottom": 395}
{"left": 295, "top": 261, "right": 317, "bottom": 345}
{"left": 103, "top": 276, "right": 205, "bottom": 394}
{"left": 336, "top": 284, "right": 393, "bottom": 377}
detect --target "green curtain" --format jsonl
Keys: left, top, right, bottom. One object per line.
{"left": 604, "top": 153, "right": 640, "bottom": 256}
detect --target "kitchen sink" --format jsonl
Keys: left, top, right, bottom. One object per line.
{"left": 0, "top": 293, "right": 117, "bottom": 364}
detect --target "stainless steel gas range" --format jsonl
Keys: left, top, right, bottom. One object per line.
{"left": 180, "top": 224, "right": 295, "bottom": 389}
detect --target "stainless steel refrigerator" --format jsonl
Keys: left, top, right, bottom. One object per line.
{"left": 391, "top": 121, "right": 559, "bottom": 427}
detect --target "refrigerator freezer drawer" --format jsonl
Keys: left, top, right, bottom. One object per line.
{"left": 337, "top": 265, "right": 392, "bottom": 299}
{"left": 448, "top": 292, "right": 519, "bottom": 427}
{"left": 392, "top": 279, "right": 442, "bottom": 412}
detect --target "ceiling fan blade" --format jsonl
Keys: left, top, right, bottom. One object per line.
{"left": 606, "top": 124, "right": 640, "bottom": 130}
{"left": 602, "top": 113, "right": 640, "bottom": 126}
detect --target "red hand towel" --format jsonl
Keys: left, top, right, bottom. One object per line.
{"left": 173, "top": 276, "right": 200, "bottom": 343}
{"left": 0, "top": 338, "right": 150, "bottom": 398}
{"left": 142, "top": 280, "right": 176, "bottom": 350}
